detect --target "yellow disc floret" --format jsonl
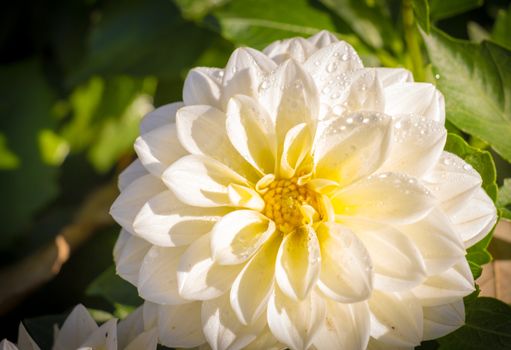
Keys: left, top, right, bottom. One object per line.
{"left": 262, "top": 176, "right": 323, "bottom": 233}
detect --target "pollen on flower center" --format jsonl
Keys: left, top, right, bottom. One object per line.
{"left": 262, "top": 177, "right": 322, "bottom": 233}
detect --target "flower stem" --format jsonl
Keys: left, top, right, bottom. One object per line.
{"left": 402, "top": 0, "right": 425, "bottom": 81}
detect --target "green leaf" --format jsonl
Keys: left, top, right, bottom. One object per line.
{"left": 497, "top": 178, "right": 511, "bottom": 220}
{"left": 0, "top": 61, "right": 59, "bottom": 247}
{"left": 319, "top": 0, "right": 402, "bottom": 51}
{"left": 492, "top": 5, "right": 511, "bottom": 50}
{"left": 173, "top": 0, "right": 231, "bottom": 19}
{"left": 438, "top": 297, "right": 511, "bottom": 350}
{"left": 423, "top": 28, "right": 511, "bottom": 163}
{"left": 429, "top": 0, "right": 483, "bottom": 21}
{"left": 444, "top": 133, "right": 497, "bottom": 278}
{"left": 412, "top": 0, "right": 430, "bottom": 33}
{"left": 210, "top": 0, "right": 364, "bottom": 50}
{"left": 0, "top": 133, "right": 20, "bottom": 169}
{"left": 86, "top": 265, "right": 142, "bottom": 309}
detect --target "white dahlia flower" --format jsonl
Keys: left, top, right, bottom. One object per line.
{"left": 110, "top": 31, "right": 497, "bottom": 350}
{"left": 0, "top": 305, "right": 157, "bottom": 350}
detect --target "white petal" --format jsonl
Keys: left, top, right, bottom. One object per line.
{"left": 176, "top": 105, "right": 255, "bottom": 180}
{"left": 226, "top": 95, "right": 276, "bottom": 174}
{"left": 314, "top": 111, "right": 392, "bottom": 186}
{"left": 422, "top": 300, "right": 465, "bottom": 340}
{"left": 140, "top": 102, "right": 183, "bottom": 135}
{"left": 17, "top": 324, "right": 40, "bottom": 350}
{"left": 332, "top": 173, "right": 434, "bottom": 225}
{"left": 230, "top": 234, "right": 281, "bottom": 325}
{"left": 369, "top": 291, "right": 423, "bottom": 347}
{"left": 142, "top": 302, "right": 158, "bottom": 330}
{"left": 384, "top": 82, "right": 445, "bottom": 123}
{"left": 134, "top": 123, "right": 187, "bottom": 177}
{"left": 123, "top": 329, "right": 158, "bottom": 350}
{"left": 350, "top": 222, "right": 426, "bottom": 291}
{"left": 381, "top": 115, "right": 446, "bottom": 178}
{"left": 113, "top": 230, "right": 151, "bottom": 286}
{"left": 110, "top": 174, "right": 166, "bottom": 233}
{"left": 276, "top": 226, "right": 321, "bottom": 300}
{"left": 316, "top": 223, "right": 373, "bottom": 302}
{"left": 279, "top": 123, "right": 313, "bottom": 178}
{"left": 307, "top": 31, "right": 340, "bottom": 48}
{"left": 202, "top": 293, "right": 266, "bottom": 350}
{"left": 117, "top": 306, "right": 144, "bottom": 349}
{"left": 425, "top": 152, "right": 482, "bottom": 216}
{"left": 79, "top": 319, "right": 117, "bottom": 350}
{"left": 118, "top": 160, "right": 147, "bottom": 191}
{"left": 375, "top": 68, "right": 413, "bottom": 87}
{"left": 367, "top": 338, "right": 412, "bottom": 350}
{"left": 157, "top": 302, "right": 206, "bottom": 348}
{"left": 451, "top": 187, "right": 497, "bottom": 247}
{"left": 134, "top": 190, "right": 226, "bottom": 247}
{"left": 244, "top": 326, "right": 283, "bottom": 350}
{"left": 0, "top": 340, "right": 18, "bottom": 350}
{"left": 211, "top": 210, "right": 275, "bottom": 265}
{"left": 138, "top": 245, "right": 188, "bottom": 305}
{"left": 259, "top": 60, "right": 319, "bottom": 148}
{"left": 267, "top": 287, "right": 325, "bottom": 350}
{"left": 53, "top": 304, "right": 98, "bottom": 350}
{"left": 263, "top": 37, "right": 315, "bottom": 63}
{"left": 177, "top": 234, "right": 242, "bottom": 300}
{"left": 313, "top": 299, "right": 370, "bottom": 350}
{"left": 163, "top": 155, "right": 254, "bottom": 208}
{"left": 412, "top": 260, "right": 474, "bottom": 306}
{"left": 183, "top": 68, "right": 221, "bottom": 107}
{"left": 398, "top": 209, "right": 465, "bottom": 275}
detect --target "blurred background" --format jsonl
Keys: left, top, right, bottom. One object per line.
{"left": 1, "top": 0, "right": 510, "bottom": 344}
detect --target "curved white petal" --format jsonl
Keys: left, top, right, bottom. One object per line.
{"left": 307, "top": 30, "right": 340, "bottom": 48}
{"left": 79, "top": 319, "right": 117, "bottom": 350}
{"left": 163, "top": 155, "right": 254, "bottom": 208}
{"left": 176, "top": 105, "right": 256, "bottom": 180}
{"left": 381, "top": 115, "right": 446, "bottom": 178}
{"left": 267, "top": 287, "right": 325, "bottom": 350}
{"left": 110, "top": 174, "right": 166, "bottom": 233}
{"left": 17, "top": 323, "right": 40, "bottom": 350}
{"left": 124, "top": 328, "right": 158, "bottom": 350}
{"left": 369, "top": 291, "right": 423, "bottom": 348}
{"left": 422, "top": 300, "right": 465, "bottom": 340}
{"left": 263, "top": 37, "right": 315, "bottom": 64}
{"left": 118, "top": 159, "right": 147, "bottom": 191}
{"left": 332, "top": 173, "right": 434, "bottom": 225}
{"left": 451, "top": 187, "right": 497, "bottom": 247}
{"left": 384, "top": 82, "right": 445, "bottom": 123}
{"left": 230, "top": 234, "right": 281, "bottom": 325}
{"left": 142, "top": 302, "right": 159, "bottom": 330}
{"left": 138, "top": 245, "right": 188, "bottom": 305}
{"left": 375, "top": 68, "right": 413, "bottom": 87}
{"left": 349, "top": 221, "right": 426, "bottom": 291}
{"left": 398, "top": 209, "right": 465, "bottom": 275}
{"left": 412, "top": 260, "right": 474, "bottom": 306}
{"left": 157, "top": 302, "right": 206, "bottom": 348}
{"left": 140, "top": 102, "right": 183, "bottom": 135}
{"left": 0, "top": 340, "right": 17, "bottom": 350}
{"left": 316, "top": 222, "right": 373, "bottom": 302}
{"left": 279, "top": 123, "right": 313, "bottom": 178}
{"left": 425, "top": 152, "right": 482, "bottom": 216}
{"left": 113, "top": 230, "right": 151, "bottom": 286}
{"left": 226, "top": 95, "right": 276, "bottom": 174}
{"left": 134, "top": 123, "right": 187, "bottom": 177}
{"left": 53, "top": 304, "right": 98, "bottom": 350}
{"left": 313, "top": 299, "right": 370, "bottom": 350}
{"left": 244, "top": 326, "right": 283, "bottom": 350}
{"left": 276, "top": 226, "right": 321, "bottom": 300}
{"left": 183, "top": 68, "right": 222, "bottom": 107}
{"left": 133, "top": 190, "right": 226, "bottom": 247}
{"left": 367, "top": 338, "right": 413, "bottom": 350}
{"left": 177, "top": 234, "right": 242, "bottom": 300}
{"left": 314, "top": 111, "right": 392, "bottom": 186}
{"left": 117, "top": 306, "right": 144, "bottom": 349}
{"left": 211, "top": 210, "right": 275, "bottom": 265}
{"left": 202, "top": 293, "right": 266, "bottom": 350}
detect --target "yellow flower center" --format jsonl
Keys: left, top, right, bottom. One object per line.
{"left": 262, "top": 176, "right": 322, "bottom": 233}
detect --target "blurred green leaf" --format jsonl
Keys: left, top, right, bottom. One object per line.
{"left": 210, "top": 0, "right": 363, "bottom": 50}
{"left": 423, "top": 28, "right": 511, "bottom": 163}
{"left": 492, "top": 5, "right": 511, "bottom": 50}
{"left": 429, "top": 0, "right": 483, "bottom": 21}
{"left": 0, "top": 133, "right": 20, "bottom": 169}
{"left": 0, "top": 61, "right": 59, "bottom": 247}
{"left": 444, "top": 133, "right": 497, "bottom": 278}
{"left": 174, "top": 0, "right": 231, "bottom": 19}
{"left": 319, "top": 0, "right": 402, "bottom": 52}
{"left": 437, "top": 297, "right": 511, "bottom": 350}
{"left": 467, "top": 22, "right": 490, "bottom": 43}
{"left": 412, "top": 0, "right": 430, "bottom": 33}
{"left": 497, "top": 178, "right": 511, "bottom": 220}
{"left": 38, "top": 129, "right": 70, "bottom": 166}
{"left": 24, "top": 314, "right": 67, "bottom": 350}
